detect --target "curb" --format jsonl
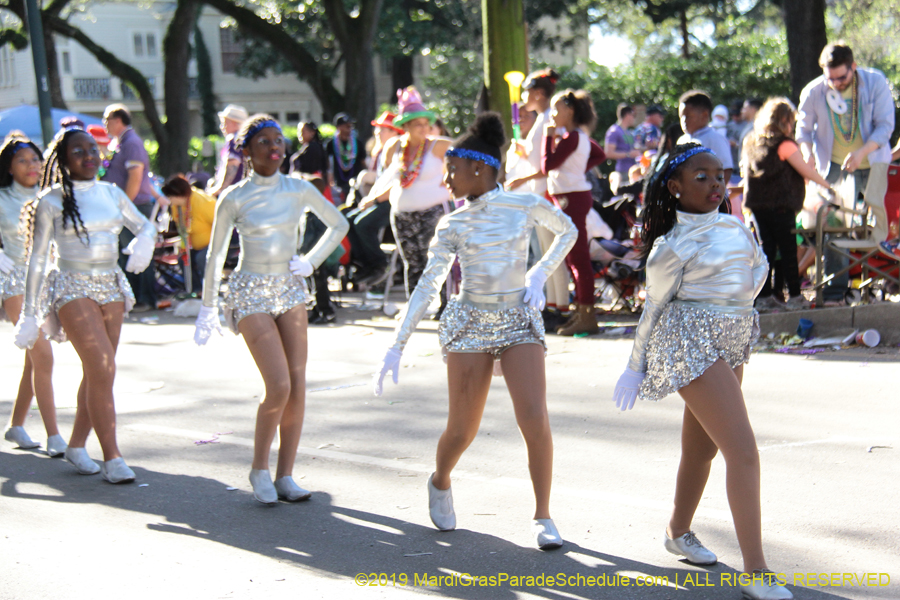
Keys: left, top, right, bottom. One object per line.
{"left": 759, "top": 303, "right": 900, "bottom": 346}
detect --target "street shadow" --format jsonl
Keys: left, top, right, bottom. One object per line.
{"left": 0, "top": 450, "right": 864, "bottom": 600}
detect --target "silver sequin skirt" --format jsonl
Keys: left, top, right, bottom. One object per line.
{"left": 639, "top": 303, "right": 759, "bottom": 402}
{"left": 43, "top": 267, "right": 135, "bottom": 342}
{"left": 437, "top": 298, "right": 545, "bottom": 358}
{"left": 223, "top": 270, "right": 309, "bottom": 334}
{"left": 1, "top": 265, "right": 54, "bottom": 323}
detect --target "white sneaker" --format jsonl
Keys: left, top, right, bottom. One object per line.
{"left": 664, "top": 530, "right": 717, "bottom": 565}
{"left": 101, "top": 457, "right": 136, "bottom": 484}
{"left": 64, "top": 447, "right": 100, "bottom": 475}
{"left": 274, "top": 476, "right": 311, "bottom": 502}
{"left": 5, "top": 426, "right": 40, "bottom": 449}
{"left": 740, "top": 570, "right": 793, "bottom": 600}
{"left": 427, "top": 473, "right": 456, "bottom": 531}
{"left": 532, "top": 518, "right": 563, "bottom": 550}
{"left": 46, "top": 435, "right": 67, "bottom": 458}
{"left": 249, "top": 469, "right": 278, "bottom": 505}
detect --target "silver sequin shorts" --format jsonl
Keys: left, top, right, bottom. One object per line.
{"left": 437, "top": 298, "right": 545, "bottom": 358}
{"left": 43, "top": 267, "right": 135, "bottom": 342}
{"left": 1, "top": 265, "right": 54, "bottom": 323}
{"left": 639, "top": 302, "right": 759, "bottom": 402}
{"left": 223, "top": 270, "right": 309, "bottom": 334}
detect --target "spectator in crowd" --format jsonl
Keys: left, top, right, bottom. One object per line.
{"left": 797, "top": 42, "right": 895, "bottom": 272}
{"left": 676, "top": 90, "right": 734, "bottom": 181}
{"left": 505, "top": 105, "right": 538, "bottom": 189}
{"left": 326, "top": 113, "right": 367, "bottom": 201}
{"left": 711, "top": 104, "right": 729, "bottom": 137}
{"left": 289, "top": 122, "right": 329, "bottom": 178}
{"left": 431, "top": 118, "right": 450, "bottom": 138}
{"left": 101, "top": 103, "right": 167, "bottom": 312}
{"left": 737, "top": 98, "right": 763, "bottom": 164}
{"left": 506, "top": 68, "right": 570, "bottom": 327}
{"left": 161, "top": 176, "right": 216, "bottom": 295}
{"left": 543, "top": 89, "right": 606, "bottom": 336}
{"left": 207, "top": 104, "right": 248, "bottom": 198}
{"left": 344, "top": 112, "right": 403, "bottom": 288}
{"left": 725, "top": 101, "right": 745, "bottom": 170}
{"left": 743, "top": 98, "right": 833, "bottom": 312}
{"left": 605, "top": 103, "right": 641, "bottom": 176}
{"left": 633, "top": 105, "right": 664, "bottom": 151}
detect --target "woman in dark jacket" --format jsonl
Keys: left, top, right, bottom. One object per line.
{"left": 289, "top": 122, "right": 328, "bottom": 176}
{"left": 742, "top": 98, "right": 832, "bottom": 311}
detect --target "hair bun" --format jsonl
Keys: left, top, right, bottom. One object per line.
{"left": 467, "top": 112, "right": 506, "bottom": 150}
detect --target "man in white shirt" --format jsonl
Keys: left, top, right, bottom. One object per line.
{"left": 677, "top": 90, "right": 734, "bottom": 182}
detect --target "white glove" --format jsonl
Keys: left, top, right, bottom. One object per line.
{"left": 123, "top": 235, "right": 155, "bottom": 274}
{"left": 13, "top": 315, "right": 40, "bottom": 350}
{"left": 613, "top": 368, "right": 645, "bottom": 411}
{"left": 193, "top": 305, "right": 223, "bottom": 346}
{"left": 522, "top": 270, "right": 548, "bottom": 311}
{"left": 289, "top": 254, "right": 314, "bottom": 277}
{"left": 0, "top": 249, "right": 14, "bottom": 275}
{"left": 374, "top": 348, "right": 402, "bottom": 396}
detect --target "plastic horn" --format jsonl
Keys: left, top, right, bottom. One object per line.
{"left": 504, "top": 71, "right": 525, "bottom": 140}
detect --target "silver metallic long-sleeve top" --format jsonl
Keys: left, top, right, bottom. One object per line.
{"left": 391, "top": 186, "right": 577, "bottom": 351}
{"left": 0, "top": 181, "right": 38, "bottom": 265}
{"left": 23, "top": 180, "right": 157, "bottom": 317}
{"left": 202, "top": 171, "right": 349, "bottom": 308}
{"left": 628, "top": 210, "right": 768, "bottom": 373}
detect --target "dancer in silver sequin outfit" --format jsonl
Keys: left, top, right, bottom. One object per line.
{"left": 194, "top": 115, "right": 348, "bottom": 505}
{"left": 0, "top": 134, "right": 65, "bottom": 456}
{"left": 613, "top": 144, "right": 793, "bottom": 600}
{"left": 15, "top": 128, "right": 157, "bottom": 484}
{"left": 374, "top": 114, "right": 576, "bottom": 550}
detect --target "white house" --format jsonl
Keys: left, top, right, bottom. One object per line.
{"left": 0, "top": 1, "right": 588, "bottom": 138}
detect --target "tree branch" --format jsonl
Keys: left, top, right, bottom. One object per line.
{"left": 44, "top": 14, "right": 167, "bottom": 145}
{"left": 200, "top": 0, "right": 344, "bottom": 112}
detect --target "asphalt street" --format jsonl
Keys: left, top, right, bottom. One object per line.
{"left": 1, "top": 299, "right": 897, "bottom": 600}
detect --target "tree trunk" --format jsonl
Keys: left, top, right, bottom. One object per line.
{"left": 42, "top": 27, "right": 66, "bottom": 108}
{"left": 193, "top": 20, "right": 219, "bottom": 137}
{"left": 160, "top": 0, "right": 198, "bottom": 176}
{"left": 390, "top": 55, "right": 414, "bottom": 104}
{"left": 482, "top": 0, "right": 528, "bottom": 141}
{"left": 321, "top": 0, "right": 384, "bottom": 142}
{"left": 201, "top": 0, "right": 345, "bottom": 117}
{"left": 681, "top": 10, "right": 690, "bottom": 59}
{"left": 782, "top": 0, "right": 827, "bottom": 103}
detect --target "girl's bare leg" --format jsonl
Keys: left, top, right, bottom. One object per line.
{"left": 273, "top": 306, "right": 308, "bottom": 479}
{"left": 58, "top": 299, "right": 124, "bottom": 460}
{"left": 238, "top": 313, "right": 293, "bottom": 471}
{"left": 676, "top": 360, "right": 765, "bottom": 573}
{"left": 432, "top": 352, "right": 494, "bottom": 490}
{"left": 500, "top": 343, "right": 553, "bottom": 520}
{"left": 4, "top": 296, "right": 58, "bottom": 436}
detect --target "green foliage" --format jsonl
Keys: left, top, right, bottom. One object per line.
{"left": 420, "top": 49, "right": 483, "bottom": 137}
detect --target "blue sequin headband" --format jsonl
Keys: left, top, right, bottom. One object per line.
{"left": 445, "top": 147, "right": 502, "bottom": 170}
{"left": 661, "top": 146, "right": 713, "bottom": 183}
{"left": 13, "top": 141, "right": 34, "bottom": 152}
{"left": 242, "top": 120, "right": 282, "bottom": 147}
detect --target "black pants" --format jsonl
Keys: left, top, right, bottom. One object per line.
{"left": 754, "top": 207, "right": 800, "bottom": 298}
{"left": 118, "top": 202, "right": 157, "bottom": 307}
{"left": 390, "top": 204, "right": 446, "bottom": 298}
{"left": 347, "top": 201, "right": 390, "bottom": 272}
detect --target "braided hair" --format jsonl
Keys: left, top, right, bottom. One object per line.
{"left": 234, "top": 113, "right": 282, "bottom": 179}
{"left": 20, "top": 128, "right": 90, "bottom": 253}
{"left": 0, "top": 133, "right": 42, "bottom": 188}
{"left": 640, "top": 143, "right": 730, "bottom": 258}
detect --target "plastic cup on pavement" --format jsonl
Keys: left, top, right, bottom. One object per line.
{"left": 855, "top": 329, "right": 880, "bottom": 347}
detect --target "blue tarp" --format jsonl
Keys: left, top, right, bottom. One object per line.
{"left": 0, "top": 105, "right": 103, "bottom": 146}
